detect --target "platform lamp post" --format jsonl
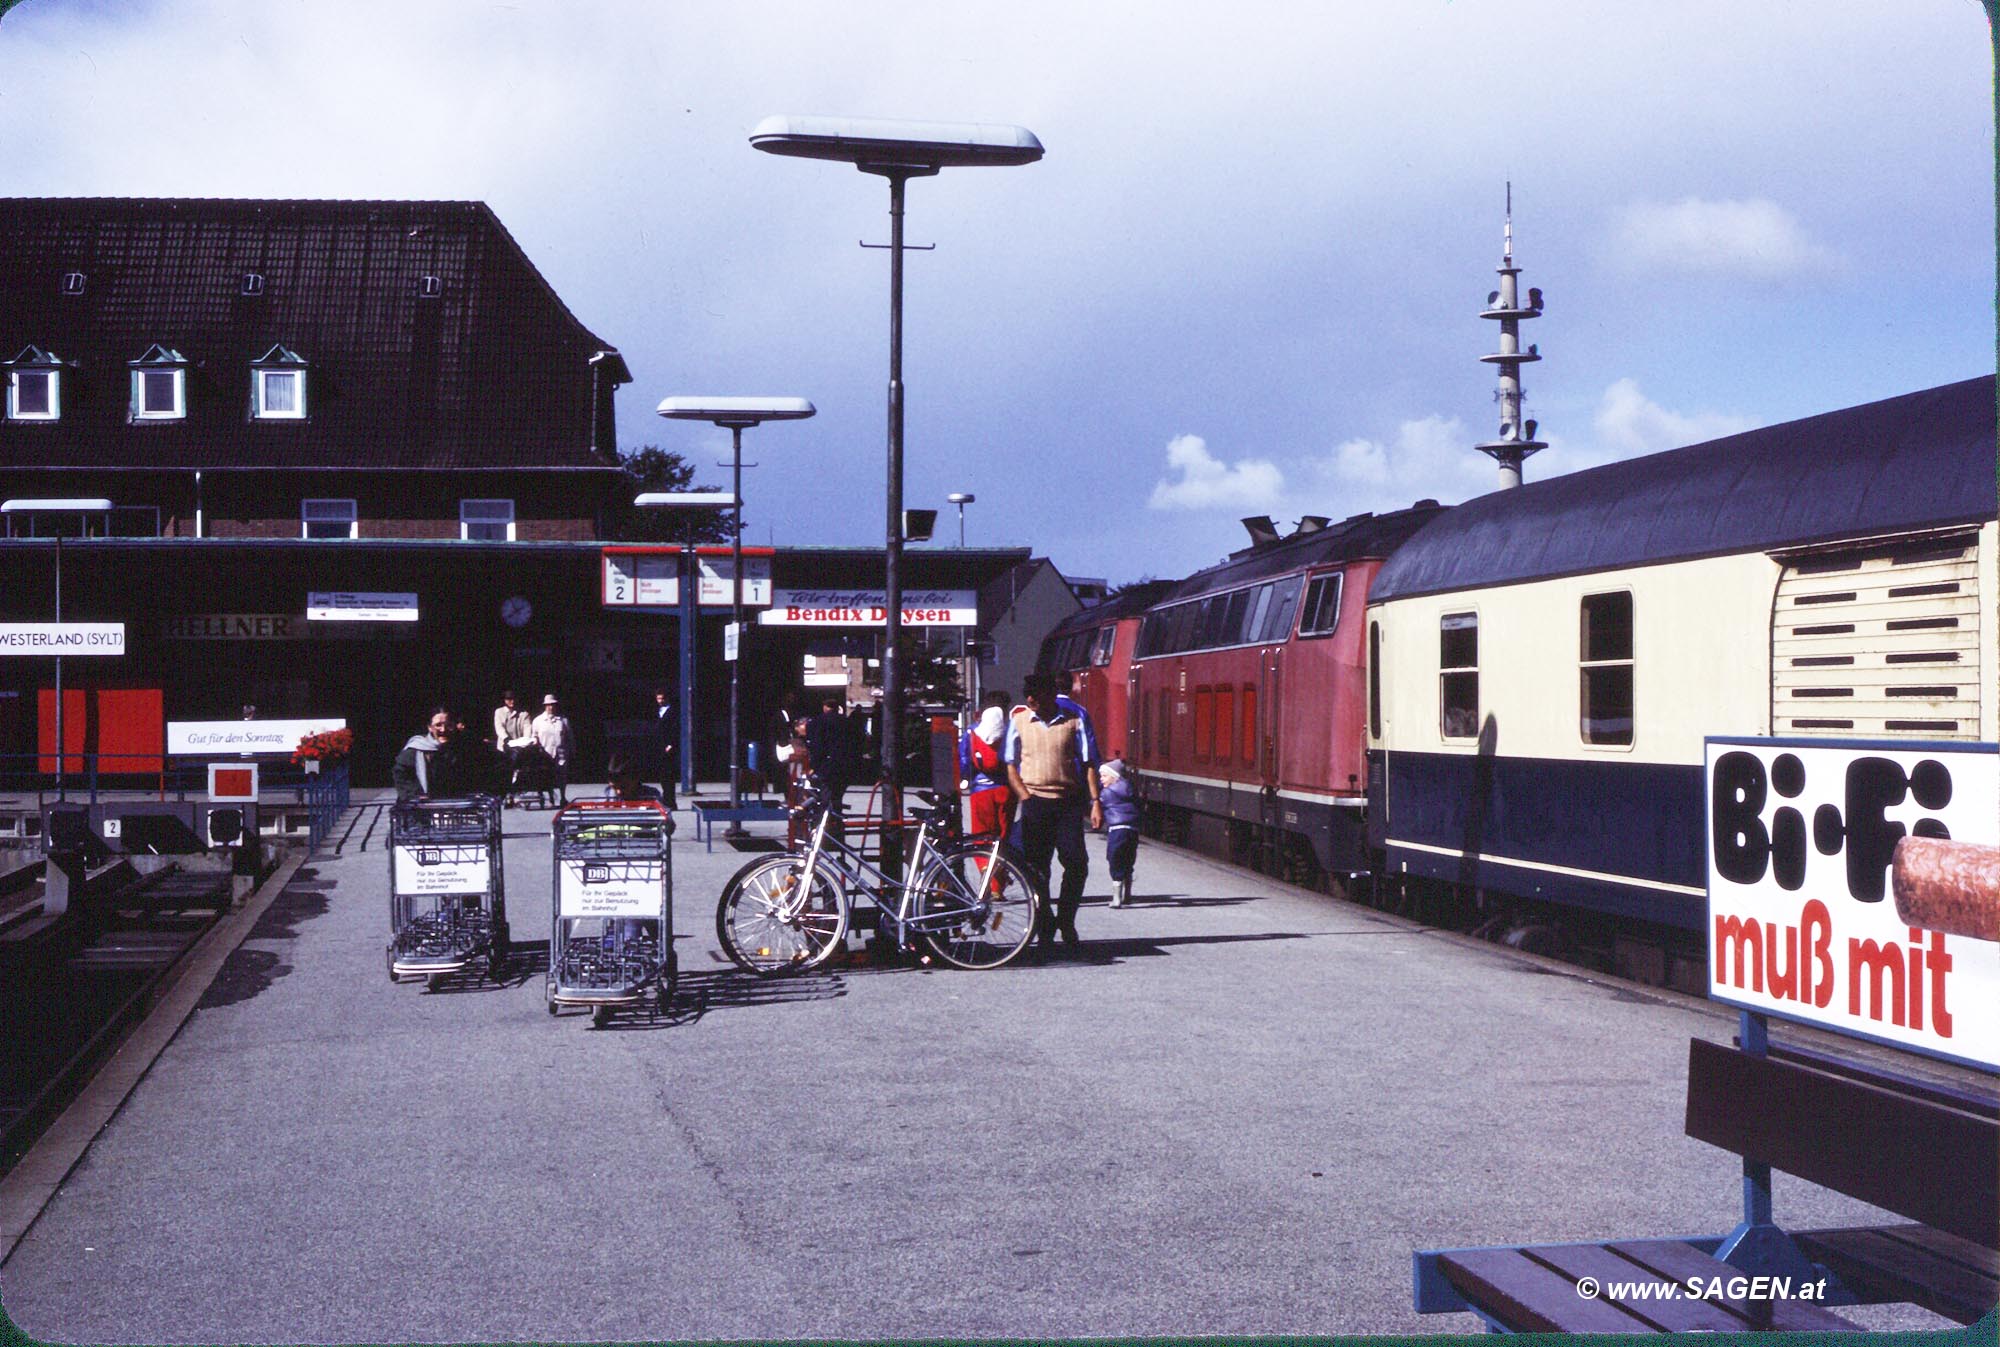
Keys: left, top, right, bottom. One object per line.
{"left": 652, "top": 397, "right": 815, "bottom": 828}
{"left": 1, "top": 498, "right": 113, "bottom": 801}
{"left": 750, "top": 116, "right": 1041, "bottom": 850}
{"left": 632, "top": 490, "right": 736, "bottom": 799}
{"left": 946, "top": 492, "right": 977, "bottom": 708}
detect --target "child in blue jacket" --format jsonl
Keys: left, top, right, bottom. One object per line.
{"left": 1098, "top": 758, "right": 1141, "bottom": 908}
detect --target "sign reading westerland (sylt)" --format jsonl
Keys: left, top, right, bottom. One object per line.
{"left": 0, "top": 623, "right": 126, "bottom": 655}
{"left": 759, "top": 589, "right": 975, "bottom": 626}
{"left": 1705, "top": 737, "right": 1999, "bottom": 1070}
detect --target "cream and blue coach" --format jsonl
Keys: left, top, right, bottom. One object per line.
{"left": 1363, "top": 375, "right": 1996, "bottom": 937}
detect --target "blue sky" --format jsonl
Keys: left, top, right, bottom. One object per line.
{"left": 2, "top": 1, "right": 1991, "bottom": 584}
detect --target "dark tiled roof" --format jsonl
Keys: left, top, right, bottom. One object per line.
{"left": 1371, "top": 376, "right": 1998, "bottom": 601}
{"left": 0, "top": 198, "right": 626, "bottom": 470}
{"left": 1160, "top": 502, "right": 1450, "bottom": 603}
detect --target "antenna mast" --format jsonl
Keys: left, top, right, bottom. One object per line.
{"left": 1473, "top": 183, "right": 1547, "bottom": 489}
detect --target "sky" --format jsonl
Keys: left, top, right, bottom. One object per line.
{"left": 2, "top": 0, "right": 1992, "bottom": 585}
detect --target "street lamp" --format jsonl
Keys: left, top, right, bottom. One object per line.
{"left": 2, "top": 498, "right": 113, "bottom": 800}
{"left": 655, "top": 396, "right": 815, "bottom": 826}
{"left": 946, "top": 491, "right": 975, "bottom": 548}
{"left": 750, "top": 115, "right": 1041, "bottom": 839}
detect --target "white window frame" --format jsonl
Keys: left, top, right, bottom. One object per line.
{"left": 302, "top": 498, "right": 358, "bottom": 540}
{"left": 1297, "top": 571, "right": 1346, "bottom": 638}
{"left": 132, "top": 366, "right": 186, "bottom": 420}
{"left": 460, "top": 498, "right": 516, "bottom": 542}
{"left": 8, "top": 367, "right": 59, "bottom": 421}
{"left": 1579, "top": 589, "right": 1636, "bottom": 750}
{"left": 254, "top": 367, "right": 306, "bottom": 419}
{"left": 1439, "top": 610, "right": 1480, "bottom": 742}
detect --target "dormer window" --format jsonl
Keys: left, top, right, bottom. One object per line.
{"left": 130, "top": 345, "right": 188, "bottom": 421}
{"left": 251, "top": 344, "right": 307, "bottom": 419}
{"left": 6, "top": 347, "right": 62, "bottom": 421}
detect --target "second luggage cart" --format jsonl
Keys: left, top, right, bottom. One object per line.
{"left": 547, "top": 800, "right": 675, "bottom": 1027}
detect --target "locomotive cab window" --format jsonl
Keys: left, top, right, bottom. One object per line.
{"left": 1091, "top": 626, "right": 1116, "bottom": 666}
{"left": 1579, "top": 591, "right": 1634, "bottom": 746}
{"left": 1298, "top": 573, "right": 1345, "bottom": 638}
{"left": 1440, "top": 612, "right": 1479, "bottom": 740}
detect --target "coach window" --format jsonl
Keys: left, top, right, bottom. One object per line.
{"left": 1580, "top": 591, "right": 1635, "bottom": 746}
{"left": 1368, "top": 620, "right": 1383, "bottom": 739}
{"left": 1298, "top": 572, "right": 1345, "bottom": 638}
{"left": 1440, "top": 612, "right": 1479, "bottom": 739}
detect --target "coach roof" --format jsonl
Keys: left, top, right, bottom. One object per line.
{"left": 1370, "top": 375, "right": 1997, "bottom": 602}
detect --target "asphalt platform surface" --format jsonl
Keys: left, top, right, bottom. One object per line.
{"left": 0, "top": 789, "right": 1954, "bottom": 1341}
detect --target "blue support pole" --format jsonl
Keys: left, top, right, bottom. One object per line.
{"left": 679, "top": 543, "right": 697, "bottom": 796}
{"left": 1714, "top": 1009, "right": 1821, "bottom": 1283}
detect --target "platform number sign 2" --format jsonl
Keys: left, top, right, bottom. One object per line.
{"left": 1705, "top": 738, "right": 1999, "bottom": 1070}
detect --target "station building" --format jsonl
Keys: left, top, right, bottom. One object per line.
{"left": 0, "top": 198, "right": 1070, "bottom": 786}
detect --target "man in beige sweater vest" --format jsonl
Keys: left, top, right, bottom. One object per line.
{"left": 1005, "top": 672, "right": 1102, "bottom": 947}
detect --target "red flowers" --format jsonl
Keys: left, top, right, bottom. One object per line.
{"left": 292, "top": 728, "right": 353, "bottom": 764}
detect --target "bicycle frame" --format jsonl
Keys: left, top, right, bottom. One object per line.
{"left": 790, "top": 796, "right": 1011, "bottom": 949}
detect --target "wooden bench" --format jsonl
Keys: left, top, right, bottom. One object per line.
{"left": 1414, "top": 1025, "right": 1999, "bottom": 1332}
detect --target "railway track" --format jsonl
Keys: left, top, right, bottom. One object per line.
{"left": 0, "top": 866, "right": 233, "bottom": 1174}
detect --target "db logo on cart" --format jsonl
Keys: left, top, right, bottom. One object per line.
{"left": 583, "top": 863, "right": 611, "bottom": 884}
{"left": 416, "top": 848, "right": 441, "bottom": 866}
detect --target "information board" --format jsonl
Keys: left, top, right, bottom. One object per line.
{"left": 558, "top": 860, "right": 663, "bottom": 918}
{"left": 1705, "top": 737, "right": 2000, "bottom": 1070}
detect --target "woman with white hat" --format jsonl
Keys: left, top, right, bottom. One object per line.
{"left": 530, "top": 692, "right": 576, "bottom": 805}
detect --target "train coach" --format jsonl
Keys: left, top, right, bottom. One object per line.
{"left": 1119, "top": 501, "right": 1447, "bottom": 881}
{"left": 1363, "top": 375, "right": 1997, "bottom": 984}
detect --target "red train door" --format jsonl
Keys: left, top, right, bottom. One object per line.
{"left": 1258, "top": 645, "right": 1282, "bottom": 786}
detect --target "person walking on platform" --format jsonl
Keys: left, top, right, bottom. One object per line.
{"left": 959, "top": 692, "right": 1014, "bottom": 841}
{"left": 532, "top": 693, "right": 576, "bottom": 806}
{"left": 806, "top": 694, "right": 862, "bottom": 824}
{"left": 1005, "top": 672, "right": 1102, "bottom": 948}
{"left": 492, "top": 689, "right": 533, "bottom": 806}
{"left": 651, "top": 686, "right": 679, "bottom": 808}
{"left": 1098, "top": 758, "right": 1141, "bottom": 908}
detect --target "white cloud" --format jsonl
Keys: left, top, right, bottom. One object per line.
{"left": 1147, "top": 434, "right": 1284, "bottom": 511}
{"left": 1304, "top": 414, "right": 1492, "bottom": 509}
{"left": 1592, "top": 378, "right": 1759, "bottom": 454}
{"left": 1608, "top": 197, "right": 1840, "bottom": 279}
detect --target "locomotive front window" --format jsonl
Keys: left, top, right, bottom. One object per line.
{"left": 1580, "top": 592, "right": 1635, "bottom": 745}
{"left": 1440, "top": 612, "right": 1479, "bottom": 740}
{"left": 1261, "top": 576, "right": 1303, "bottom": 642}
{"left": 1298, "top": 573, "right": 1345, "bottom": 638}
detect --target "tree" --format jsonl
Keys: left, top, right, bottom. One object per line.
{"left": 607, "top": 446, "right": 731, "bottom": 543}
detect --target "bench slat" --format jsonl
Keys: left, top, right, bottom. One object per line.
{"left": 1608, "top": 1239, "right": 1862, "bottom": 1333}
{"left": 1685, "top": 1038, "right": 2000, "bottom": 1248}
{"left": 1870, "top": 1223, "right": 2000, "bottom": 1280}
{"left": 1795, "top": 1226, "right": 2000, "bottom": 1324}
{"left": 1526, "top": 1242, "right": 1749, "bottom": 1332}
{"left": 1437, "top": 1247, "right": 1657, "bottom": 1334}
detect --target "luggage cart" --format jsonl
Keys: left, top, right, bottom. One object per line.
{"left": 548, "top": 800, "right": 675, "bottom": 1027}
{"left": 386, "top": 795, "right": 510, "bottom": 989}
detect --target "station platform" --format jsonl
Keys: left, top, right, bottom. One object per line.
{"left": 0, "top": 787, "right": 1968, "bottom": 1341}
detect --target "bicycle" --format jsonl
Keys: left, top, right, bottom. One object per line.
{"left": 715, "top": 780, "right": 1043, "bottom": 973}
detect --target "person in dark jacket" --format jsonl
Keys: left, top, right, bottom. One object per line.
{"left": 805, "top": 695, "right": 862, "bottom": 821}
{"left": 650, "top": 686, "right": 679, "bottom": 808}
{"left": 393, "top": 707, "right": 507, "bottom": 801}
{"left": 1098, "top": 758, "right": 1141, "bottom": 908}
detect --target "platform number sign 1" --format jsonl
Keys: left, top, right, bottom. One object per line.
{"left": 1705, "top": 738, "right": 1999, "bottom": 1070}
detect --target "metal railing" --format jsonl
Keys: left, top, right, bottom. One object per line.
{"left": 0, "top": 754, "right": 352, "bottom": 853}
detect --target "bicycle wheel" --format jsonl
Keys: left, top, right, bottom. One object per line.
{"left": 917, "top": 841, "right": 1043, "bottom": 970}
{"left": 715, "top": 855, "right": 848, "bottom": 976}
